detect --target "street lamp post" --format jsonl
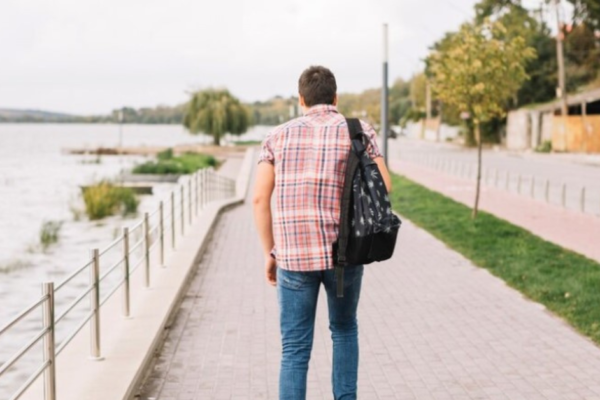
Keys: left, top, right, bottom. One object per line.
{"left": 381, "top": 23, "right": 389, "bottom": 166}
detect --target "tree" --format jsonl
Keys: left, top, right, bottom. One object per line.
{"left": 564, "top": 23, "right": 600, "bottom": 90}
{"left": 183, "top": 89, "right": 251, "bottom": 145}
{"left": 428, "top": 21, "right": 535, "bottom": 218}
{"left": 569, "top": 0, "right": 600, "bottom": 30}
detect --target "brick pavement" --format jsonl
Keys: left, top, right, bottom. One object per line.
{"left": 136, "top": 182, "right": 600, "bottom": 399}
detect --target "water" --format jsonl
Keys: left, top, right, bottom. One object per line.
{"left": 0, "top": 123, "right": 268, "bottom": 397}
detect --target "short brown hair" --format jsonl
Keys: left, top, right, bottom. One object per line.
{"left": 298, "top": 66, "right": 337, "bottom": 107}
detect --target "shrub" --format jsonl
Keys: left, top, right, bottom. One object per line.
{"left": 157, "top": 148, "right": 174, "bottom": 161}
{"left": 535, "top": 140, "right": 552, "bottom": 153}
{"left": 132, "top": 150, "right": 217, "bottom": 175}
{"left": 82, "top": 181, "right": 139, "bottom": 220}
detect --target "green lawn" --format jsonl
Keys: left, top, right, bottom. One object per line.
{"left": 390, "top": 173, "right": 600, "bottom": 345}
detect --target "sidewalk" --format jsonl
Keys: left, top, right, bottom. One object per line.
{"left": 136, "top": 179, "right": 600, "bottom": 399}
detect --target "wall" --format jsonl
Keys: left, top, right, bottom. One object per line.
{"left": 552, "top": 116, "right": 600, "bottom": 153}
{"left": 506, "top": 109, "right": 531, "bottom": 150}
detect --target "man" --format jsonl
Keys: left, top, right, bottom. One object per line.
{"left": 253, "top": 65, "right": 391, "bottom": 400}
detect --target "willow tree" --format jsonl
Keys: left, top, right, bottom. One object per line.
{"left": 428, "top": 20, "right": 535, "bottom": 218}
{"left": 184, "top": 89, "right": 251, "bottom": 145}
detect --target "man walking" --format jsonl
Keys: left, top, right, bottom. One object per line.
{"left": 253, "top": 65, "right": 391, "bottom": 400}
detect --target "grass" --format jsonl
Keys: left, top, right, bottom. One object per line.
{"left": 390, "top": 173, "right": 600, "bottom": 345}
{"left": 132, "top": 148, "right": 217, "bottom": 175}
{"left": 40, "top": 220, "right": 63, "bottom": 250}
{"left": 82, "top": 181, "right": 139, "bottom": 220}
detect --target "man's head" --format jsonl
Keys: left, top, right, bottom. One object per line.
{"left": 298, "top": 66, "right": 337, "bottom": 110}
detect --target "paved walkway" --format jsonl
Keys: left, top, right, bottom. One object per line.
{"left": 136, "top": 179, "right": 600, "bottom": 399}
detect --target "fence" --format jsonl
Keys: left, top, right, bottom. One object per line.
{"left": 403, "top": 153, "right": 600, "bottom": 217}
{"left": 0, "top": 167, "right": 236, "bottom": 400}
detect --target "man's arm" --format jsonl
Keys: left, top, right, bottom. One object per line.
{"left": 252, "top": 162, "right": 277, "bottom": 285}
{"left": 374, "top": 157, "right": 392, "bottom": 193}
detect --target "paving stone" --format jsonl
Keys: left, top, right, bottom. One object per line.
{"left": 136, "top": 166, "right": 600, "bottom": 399}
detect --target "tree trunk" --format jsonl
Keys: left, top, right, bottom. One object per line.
{"left": 213, "top": 132, "right": 221, "bottom": 146}
{"left": 465, "top": 120, "right": 476, "bottom": 147}
{"left": 472, "top": 122, "right": 483, "bottom": 219}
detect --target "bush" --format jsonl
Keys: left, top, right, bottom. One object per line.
{"left": 157, "top": 148, "right": 174, "bottom": 161}
{"left": 82, "top": 181, "right": 139, "bottom": 220}
{"left": 535, "top": 140, "right": 552, "bottom": 153}
{"left": 132, "top": 150, "right": 217, "bottom": 175}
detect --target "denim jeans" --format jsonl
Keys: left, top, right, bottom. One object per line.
{"left": 277, "top": 265, "right": 364, "bottom": 400}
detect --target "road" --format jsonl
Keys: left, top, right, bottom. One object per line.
{"left": 388, "top": 138, "right": 600, "bottom": 216}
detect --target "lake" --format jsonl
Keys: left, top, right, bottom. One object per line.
{"left": 0, "top": 123, "right": 268, "bottom": 397}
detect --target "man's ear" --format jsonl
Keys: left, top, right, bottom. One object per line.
{"left": 299, "top": 94, "right": 306, "bottom": 107}
{"left": 333, "top": 95, "right": 338, "bottom": 106}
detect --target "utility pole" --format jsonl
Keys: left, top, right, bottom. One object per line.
{"left": 553, "top": 0, "right": 568, "bottom": 117}
{"left": 381, "top": 23, "right": 389, "bottom": 166}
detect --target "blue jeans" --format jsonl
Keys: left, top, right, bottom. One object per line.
{"left": 277, "top": 265, "right": 364, "bottom": 400}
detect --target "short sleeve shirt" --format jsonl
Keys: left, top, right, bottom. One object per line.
{"left": 258, "top": 104, "right": 382, "bottom": 271}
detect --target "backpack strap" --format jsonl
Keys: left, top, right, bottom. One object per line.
{"left": 346, "top": 118, "right": 363, "bottom": 140}
{"left": 334, "top": 118, "right": 363, "bottom": 298}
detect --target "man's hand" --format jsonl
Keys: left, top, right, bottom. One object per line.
{"left": 265, "top": 257, "right": 277, "bottom": 286}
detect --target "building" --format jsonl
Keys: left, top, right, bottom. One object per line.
{"left": 506, "top": 87, "right": 600, "bottom": 152}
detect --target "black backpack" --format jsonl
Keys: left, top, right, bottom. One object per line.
{"left": 332, "top": 118, "right": 402, "bottom": 297}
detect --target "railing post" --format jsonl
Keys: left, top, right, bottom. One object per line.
{"left": 144, "top": 212, "right": 150, "bottom": 288}
{"left": 505, "top": 171, "right": 510, "bottom": 191}
{"left": 194, "top": 172, "right": 199, "bottom": 216}
{"left": 122, "top": 227, "right": 131, "bottom": 317}
{"left": 517, "top": 174, "right": 522, "bottom": 194}
{"left": 545, "top": 180, "right": 550, "bottom": 202}
{"left": 580, "top": 187, "right": 586, "bottom": 213}
{"left": 530, "top": 176, "right": 535, "bottom": 198}
{"left": 207, "top": 168, "right": 211, "bottom": 204}
{"left": 561, "top": 183, "right": 567, "bottom": 208}
{"left": 188, "top": 178, "right": 192, "bottom": 225}
{"left": 180, "top": 185, "right": 185, "bottom": 235}
{"left": 159, "top": 201, "right": 166, "bottom": 268}
{"left": 494, "top": 169, "right": 499, "bottom": 187}
{"left": 211, "top": 168, "right": 215, "bottom": 202}
{"left": 207, "top": 169, "right": 212, "bottom": 203}
{"left": 89, "top": 249, "right": 103, "bottom": 360}
{"left": 201, "top": 169, "right": 206, "bottom": 209}
{"left": 42, "top": 282, "right": 56, "bottom": 400}
{"left": 171, "top": 191, "right": 176, "bottom": 249}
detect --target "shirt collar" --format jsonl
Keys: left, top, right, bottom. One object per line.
{"left": 304, "top": 104, "right": 339, "bottom": 116}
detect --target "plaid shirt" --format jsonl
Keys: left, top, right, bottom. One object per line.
{"left": 258, "top": 104, "right": 382, "bottom": 271}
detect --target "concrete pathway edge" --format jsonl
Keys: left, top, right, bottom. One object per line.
{"left": 19, "top": 148, "right": 255, "bottom": 400}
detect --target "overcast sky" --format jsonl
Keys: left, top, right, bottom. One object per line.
{"left": 1, "top": 0, "right": 562, "bottom": 115}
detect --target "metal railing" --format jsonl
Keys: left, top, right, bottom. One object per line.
{"left": 403, "top": 154, "right": 600, "bottom": 217}
{"left": 0, "top": 167, "right": 236, "bottom": 400}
